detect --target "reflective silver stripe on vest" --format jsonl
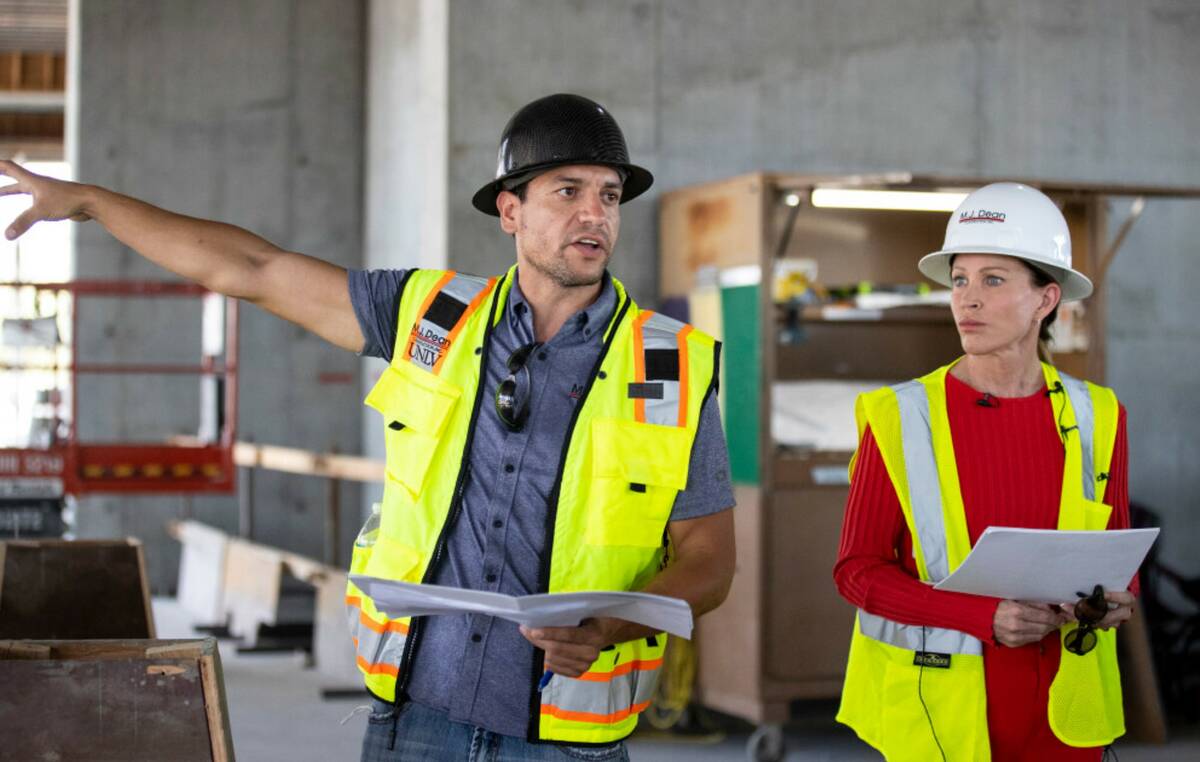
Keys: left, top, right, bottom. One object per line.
{"left": 638, "top": 312, "right": 686, "bottom": 427}
{"left": 346, "top": 600, "right": 408, "bottom": 674}
{"left": 893, "top": 379, "right": 951, "bottom": 580}
{"left": 406, "top": 273, "right": 492, "bottom": 372}
{"left": 1059, "top": 372, "right": 1095, "bottom": 501}
{"left": 858, "top": 610, "right": 983, "bottom": 656}
{"left": 541, "top": 660, "right": 661, "bottom": 722}
{"left": 857, "top": 379, "right": 982, "bottom": 656}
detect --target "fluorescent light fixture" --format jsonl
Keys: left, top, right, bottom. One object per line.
{"left": 810, "top": 188, "right": 968, "bottom": 213}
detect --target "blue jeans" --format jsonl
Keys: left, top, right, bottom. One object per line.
{"left": 360, "top": 699, "right": 629, "bottom": 762}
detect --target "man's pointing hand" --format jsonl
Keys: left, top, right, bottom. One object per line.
{"left": 0, "top": 159, "right": 92, "bottom": 240}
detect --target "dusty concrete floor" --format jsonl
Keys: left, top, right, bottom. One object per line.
{"left": 153, "top": 599, "right": 1199, "bottom": 761}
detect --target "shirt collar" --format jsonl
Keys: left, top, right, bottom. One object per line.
{"left": 506, "top": 269, "right": 616, "bottom": 346}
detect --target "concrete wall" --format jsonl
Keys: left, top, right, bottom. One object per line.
{"left": 72, "top": 0, "right": 365, "bottom": 592}
{"left": 439, "top": 0, "right": 1200, "bottom": 574}
{"left": 66, "top": 0, "right": 1200, "bottom": 589}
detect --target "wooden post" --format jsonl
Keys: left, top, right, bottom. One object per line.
{"left": 325, "top": 447, "right": 341, "bottom": 567}
{"left": 237, "top": 462, "right": 254, "bottom": 540}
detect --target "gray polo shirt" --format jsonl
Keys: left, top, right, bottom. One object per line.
{"left": 349, "top": 267, "right": 734, "bottom": 738}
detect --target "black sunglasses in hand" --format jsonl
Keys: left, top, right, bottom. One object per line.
{"left": 495, "top": 342, "right": 542, "bottom": 432}
{"left": 1064, "top": 584, "right": 1108, "bottom": 656}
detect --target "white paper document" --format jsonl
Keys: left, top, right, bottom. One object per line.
{"left": 350, "top": 576, "right": 694, "bottom": 639}
{"left": 932, "top": 527, "right": 1159, "bottom": 603}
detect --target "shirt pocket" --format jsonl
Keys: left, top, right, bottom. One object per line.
{"left": 365, "top": 361, "right": 462, "bottom": 499}
{"left": 585, "top": 418, "right": 691, "bottom": 548}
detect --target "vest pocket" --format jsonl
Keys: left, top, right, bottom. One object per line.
{"left": 1080, "top": 498, "right": 1113, "bottom": 531}
{"left": 585, "top": 418, "right": 691, "bottom": 547}
{"left": 365, "top": 361, "right": 462, "bottom": 498}
{"left": 1048, "top": 627, "right": 1124, "bottom": 746}
{"left": 362, "top": 534, "right": 425, "bottom": 583}
{"left": 876, "top": 645, "right": 988, "bottom": 761}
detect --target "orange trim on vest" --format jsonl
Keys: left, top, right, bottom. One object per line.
{"left": 576, "top": 658, "right": 664, "bottom": 682}
{"left": 405, "top": 270, "right": 457, "bottom": 362}
{"left": 631, "top": 310, "right": 653, "bottom": 423}
{"left": 676, "top": 324, "right": 693, "bottom": 428}
{"left": 540, "top": 700, "right": 651, "bottom": 725}
{"left": 356, "top": 654, "right": 401, "bottom": 677}
{"left": 431, "top": 277, "right": 498, "bottom": 375}
{"left": 346, "top": 595, "right": 410, "bottom": 635}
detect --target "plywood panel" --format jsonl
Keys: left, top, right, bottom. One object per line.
{"left": 175, "top": 521, "right": 229, "bottom": 624}
{"left": 221, "top": 538, "right": 283, "bottom": 643}
{"left": 778, "top": 205, "right": 949, "bottom": 288}
{"left": 0, "top": 539, "right": 153, "bottom": 639}
{"left": 0, "top": 638, "right": 233, "bottom": 762}
{"left": 777, "top": 318, "right": 963, "bottom": 381}
{"left": 765, "top": 486, "right": 855, "bottom": 686}
{"left": 695, "top": 485, "right": 767, "bottom": 720}
{"left": 659, "top": 173, "right": 766, "bottom": 297}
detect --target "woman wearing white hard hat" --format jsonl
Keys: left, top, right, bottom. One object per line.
{"left": 834, "top": 183, "right": 1136, "bottom": 761}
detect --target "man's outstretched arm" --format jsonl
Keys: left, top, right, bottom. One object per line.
{"left": 0, "top": 160, "right": 364, "bottom": 352}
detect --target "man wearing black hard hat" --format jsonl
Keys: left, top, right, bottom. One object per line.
{"left": 471, "top": 93, "right": 655, "bottom": 216}
{"left": 1, "top": 93, "right": 735, "bottom": 760}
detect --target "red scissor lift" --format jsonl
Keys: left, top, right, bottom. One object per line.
{"left": 0, "top": 280, "right": 237, "bottom": 537}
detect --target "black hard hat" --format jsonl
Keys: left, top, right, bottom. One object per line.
{"left": 472, "top": 93, "right": 654, "bottom": 216}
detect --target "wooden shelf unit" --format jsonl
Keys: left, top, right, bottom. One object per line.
{"left": 658, "top": 171, "right": 1200, "bottom": 726}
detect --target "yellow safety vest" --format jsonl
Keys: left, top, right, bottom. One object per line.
{"left": 344, "top": 266, "right": 719, "bottom": 744}
{"left": 836, "top": 360, "right": 1124, "bottom": 761}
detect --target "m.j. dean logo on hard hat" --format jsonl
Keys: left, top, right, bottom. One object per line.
{"left": 919, "top": 182, "right": 1094, "bottom": 301}
{"left": 958, "top": 209, "right": 1007, "bottom": 223}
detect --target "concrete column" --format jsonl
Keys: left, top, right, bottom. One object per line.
{"left": 359, "top": 0, "right": 449, "bottom": 519}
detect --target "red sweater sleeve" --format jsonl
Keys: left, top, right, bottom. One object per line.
{"left": 833, "top": 425, "right": 1001, "bottom": 644}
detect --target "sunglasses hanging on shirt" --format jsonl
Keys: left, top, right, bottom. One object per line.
{"left": 495, "top": 342, "right": 542, "bottom": 432}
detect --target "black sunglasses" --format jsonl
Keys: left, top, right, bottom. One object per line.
{"left": 1064, "top": 584, "right": 1107, "bottom": 656}
{"left": 495, "top": 342, "right": 542, "bottom": 431}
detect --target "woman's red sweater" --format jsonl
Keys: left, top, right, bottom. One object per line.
{"left": 833, "top": 372, "right": 1130, "bottom": 761}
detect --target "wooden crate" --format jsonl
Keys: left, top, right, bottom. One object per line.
{"left": 0, "top": 638, "right": 234, "bottom": 761}
{"left": 0, "top": 538, "right": 154, "bottom": 639}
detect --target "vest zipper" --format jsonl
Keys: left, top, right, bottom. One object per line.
{"left": 524, "top": 292, "right": 631, "bottom": 742}
{"left": 391, "top": 272, "right": 506, "bottom": 705}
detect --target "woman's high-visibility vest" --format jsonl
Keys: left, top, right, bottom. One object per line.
{"left": 836, "top": 361, "right": 1124, "bottom": 761}
{"left": 344, "top": 266, "right": 719, "bottom": 744}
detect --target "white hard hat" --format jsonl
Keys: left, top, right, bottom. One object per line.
{"left": 918, "top": 182, "right": 1093, "bottom": 301}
